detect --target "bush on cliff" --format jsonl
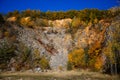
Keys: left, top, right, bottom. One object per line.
{"left": 33, "top": 49, "right": 50, "bottom": 71}
{"left": 0, "top": 38, "right": 16, "bottom": 70}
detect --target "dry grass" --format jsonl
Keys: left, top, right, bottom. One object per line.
{"left": 0, "top": 70, "right": 120, "bottom": 80}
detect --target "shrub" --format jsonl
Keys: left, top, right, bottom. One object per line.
{"left": 33, "top": 49, "right": 50, "bottom": 71}
{"left": 39, "top": 56, "right": 50, "bottom": 71}
{"left": 0, "top": 38, "right": 16, "bottom": 70}
{"left": 14, "top": 42, "right": 32, "bottom": 71}
{"left": 68, "top": 48, "right": 85, "bottom": 69}
{"left": 20, "top": 17, "right": 34, "bottom": 27}
{"left": 35, "top": 18, "right": 48, "bottom": 27}
{"left": 33, "top": 49, "right": 41, "bottom": 67}
{"left": 94, "top": 56, "right": 103, "bottom": 70}
{"left": 58, "top": 66, "right": 63, "bottom": 71}
{"left": 67, "top": 61, "right": 73, "bottom": 70}
{"left": 72, "top": 17, "right": 82, "bottom": 28}
{"left": 4, "top": 31, "right": 9, "bottom": 37}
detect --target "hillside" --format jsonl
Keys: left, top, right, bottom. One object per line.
{"left": 0, "top": 8, "right": 120, "bottom": 75}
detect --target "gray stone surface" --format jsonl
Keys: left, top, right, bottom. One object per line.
{"left": 16, "top": 26, "right": 103, "bottom": 70}
{"left": 17, "top": 27, "right": 72, "bottom": 70}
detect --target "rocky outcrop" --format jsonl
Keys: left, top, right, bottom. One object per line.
{"left": 17, "top": 27, "right": 72, "bottom": 70}
{"left": 7, "top": 17, "right": 16, "bottom": 22}
{"left": 14, "top": 18, "right": 113, "bottom": 71}
{"left": 16, "top": 24, "right": 106, "bottom": 71}
{"left": 48, "top": 18, "right": 72, "bottom": 28}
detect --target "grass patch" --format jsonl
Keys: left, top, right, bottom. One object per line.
{"left": 0, "top": 71, "right": 120, "bottom": 80}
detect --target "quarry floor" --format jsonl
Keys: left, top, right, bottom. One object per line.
{"left": 0, "top": 70, "right": 120, "bottom": 80}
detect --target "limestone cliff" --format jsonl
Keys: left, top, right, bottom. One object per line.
{"left": 15, "top": 19, "right": 109, "bottom": 70}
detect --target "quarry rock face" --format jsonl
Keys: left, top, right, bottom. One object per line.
{"left": 16, "top": 18, "right": 108, "bottom": 70}
{"left": 17, "top": 25, "right": 104, "bottom": 70}
{"left": 48, "top": 18, "right": 72, "bottom": 28}
{"left": 75, "top": 26, "right": 103, "bottom": 48}
{"left": 17, "top": 27, "right": 72, "bottom": 70}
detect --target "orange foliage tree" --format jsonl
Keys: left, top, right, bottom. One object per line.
{"left": 68, "top": 48, "right": 85, "bottom": 69}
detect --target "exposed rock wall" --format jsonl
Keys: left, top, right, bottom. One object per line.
{"left": 48, "top": 18, "right": 72, "bottom": 28}
{"left": 17, "top": 27, "right": 72, "bottom": 70}
{"left": 16, "top": 20, "right": 108, "bottom": 70}
{"left": 17, "top": 27, "right": 104, "bottom": 70}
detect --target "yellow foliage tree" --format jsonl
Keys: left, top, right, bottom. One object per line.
{"left": 72, "top": 17, "right": 82, "bottom": 28}
{"left": 94, "top": 56, "right": 103, "bottom": 70}
{"left": 68, "top": 48, "right": 85, "bottom": 68}
{"left": 88, "top": 41, "right": 103, "bottom": 70}
{"left": 104, "top": 42, "right": 115, "bottom": 64}
{"left": 20, "top": 17, "right": 34, "bottom": 27}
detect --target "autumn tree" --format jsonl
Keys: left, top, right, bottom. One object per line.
{"left": 103, "top": 17, "right": 120, "bottom": 74}
{"left": 20, "top": 17, "right": 34, "bottom": 27}
{"left": 68, "top": 48, "right": 86, "bottom": 69}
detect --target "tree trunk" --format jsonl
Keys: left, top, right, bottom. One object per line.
{"left": 114, "top": 63, "right": 117, "bottom": 74}
{"left": 110, "top": 63, "right": 113, "bottom": 75}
